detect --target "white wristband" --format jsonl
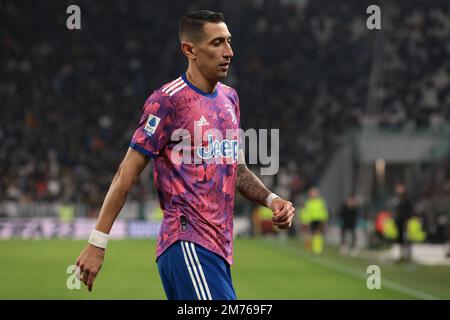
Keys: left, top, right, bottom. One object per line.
{"left": 266, "top": 193, "right": 280, "bottom": 209}
{"left": 88, "top": 229, "right": 109, "bottom": 249}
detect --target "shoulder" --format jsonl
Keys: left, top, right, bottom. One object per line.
{"left": 218, "top": 82, "right": 239, "bottom": 104}
{"left": 143, "top": 90, "right": 173, "bottom": 112}
{"left": 159, "top": 76, "right": 188, "bottom": 98}
{"left": 144, "top": 76, "right": 187, "bottom": 109}
{"left": 217, "top": 82, "right": 238, "bottom": 96}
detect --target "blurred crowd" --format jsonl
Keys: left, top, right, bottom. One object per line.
{"left": 378, "top": 1, "right": 450, "bottom": 128}
{"left": 1, "top": 0, "right": 449, "bottom": 209}
{"left": 421, "top": 156, "right": 450, "bottom": 199}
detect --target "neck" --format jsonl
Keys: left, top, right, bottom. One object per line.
{"left": 185, "top": 66, "right": 217, "bottom": 94}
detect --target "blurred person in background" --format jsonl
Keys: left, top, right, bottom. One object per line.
{"left": 446, "top": 225, "right": 450, "bottom": 258}
{"left": 251, "top": 205, "right": 279, "bottom": 237}
{"left": 339, "top": 195, "right": 358, "bottom": 255}
{"left": 374, "top": 210, "right": 393, "bottom": 246}
{"left": 392, "top": 183, "right": 413, "bottom": 262}
{"left": 299, "top": 187, "right": 329, "bottom": 255}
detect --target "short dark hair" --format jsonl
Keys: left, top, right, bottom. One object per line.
{"left": 178, "top": 10, "right": 225, "bottom": 42}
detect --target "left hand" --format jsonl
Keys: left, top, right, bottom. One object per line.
{"left": 270, "top": 198, "right": 295, "bottom": 229}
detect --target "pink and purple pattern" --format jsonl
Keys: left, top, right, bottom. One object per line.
{"left": 130, "top": 74, "right": 240, "bottom": 265}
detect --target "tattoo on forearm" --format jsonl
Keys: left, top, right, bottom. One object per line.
{"left": 236, "top": 164, "right": 271, "bottom": 206}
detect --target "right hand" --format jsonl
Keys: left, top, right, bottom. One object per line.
{"left": 271, "top": 198, "right": 295, "bottom": 229}
{"left": 75, "top": 244, "right": 105, "bottom": 292}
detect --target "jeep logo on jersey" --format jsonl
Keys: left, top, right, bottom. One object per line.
{"left": 197, "top": 135, "right": 239, "bottom": 162}
{"left": 144, "top": 114, "right": 161, "bottom": 135}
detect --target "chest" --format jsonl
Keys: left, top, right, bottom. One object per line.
{"left": 175, "top": 94, "right": 239, "bottom": 135}
{"left": 171, "top": 93, "right": 240, "bottom": 163}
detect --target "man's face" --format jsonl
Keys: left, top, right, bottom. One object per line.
{"left": 395, "top": 183, "right": 405, "bottom": 196}
{"left": 346, "top": 196, "right": 356, "bottom": 207}
{"left": 308, "top": 187, "right": 319, "bottom": 198}
{"left": 193, "top": 22, "right": 233, "bottom": 81}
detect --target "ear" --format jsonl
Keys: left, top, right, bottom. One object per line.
{"left": 181, "top": 41, "right": 196, "bottom": 60}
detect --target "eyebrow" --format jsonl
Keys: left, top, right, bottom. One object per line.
{"left": 209, "top": 35, "right": 232, "bottom": 44}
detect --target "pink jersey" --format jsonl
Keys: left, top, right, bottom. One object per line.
{"left": 130, "top": 73, "right": 241, "bottom": 265}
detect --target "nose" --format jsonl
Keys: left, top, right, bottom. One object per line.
{"left": 224, "top": 42, "right": 233, "bottom": 59}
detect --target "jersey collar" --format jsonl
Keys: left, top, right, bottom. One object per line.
{"left": 181, "top": 73, "right": 218, "bottom": 98}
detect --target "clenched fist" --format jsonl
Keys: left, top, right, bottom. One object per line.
{"left": 270, "top": 198, "right": 295, "bottom": 229}
{"left": 75, "top": 244, "right": 105, "bottom": 292}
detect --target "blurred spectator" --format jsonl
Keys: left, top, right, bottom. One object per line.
{"left": 299, "top": 187, "right": 329, "bottom": 255}
{"left": 251, "top": 205, "right": 278, "bottom": 237}
{"left": 339, "top": 195, "right": 359, "bottom": 255}
{"left": 392, "top": 183, "right": 414, "bottom": 262}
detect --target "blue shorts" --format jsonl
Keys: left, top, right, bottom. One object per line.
{"left": 157, "top": 240, "right": 237, "bottom": 300}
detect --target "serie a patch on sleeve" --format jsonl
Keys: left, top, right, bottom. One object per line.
{"left": 144, "top": 114, "right": 161, "bottom": 135}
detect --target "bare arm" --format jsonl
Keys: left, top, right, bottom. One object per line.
{"left": 76, "top": 148, "right": 149, "bottom": 291}
{"left": 236, "top": 162, "right": 271, "bottom": 206}
{"left": 94, "top": 148, "right": 149, "bottom": 233}
{"left": 235, "top": 150, "right": 295, "bottom": 229}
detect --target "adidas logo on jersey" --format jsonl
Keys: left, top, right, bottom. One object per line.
{"left": 197, "top": 116, "right": 209, "bottom": 126}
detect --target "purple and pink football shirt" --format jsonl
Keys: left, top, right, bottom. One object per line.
{"left": 130, "top": 73, "right": 241, "bottom": 265}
